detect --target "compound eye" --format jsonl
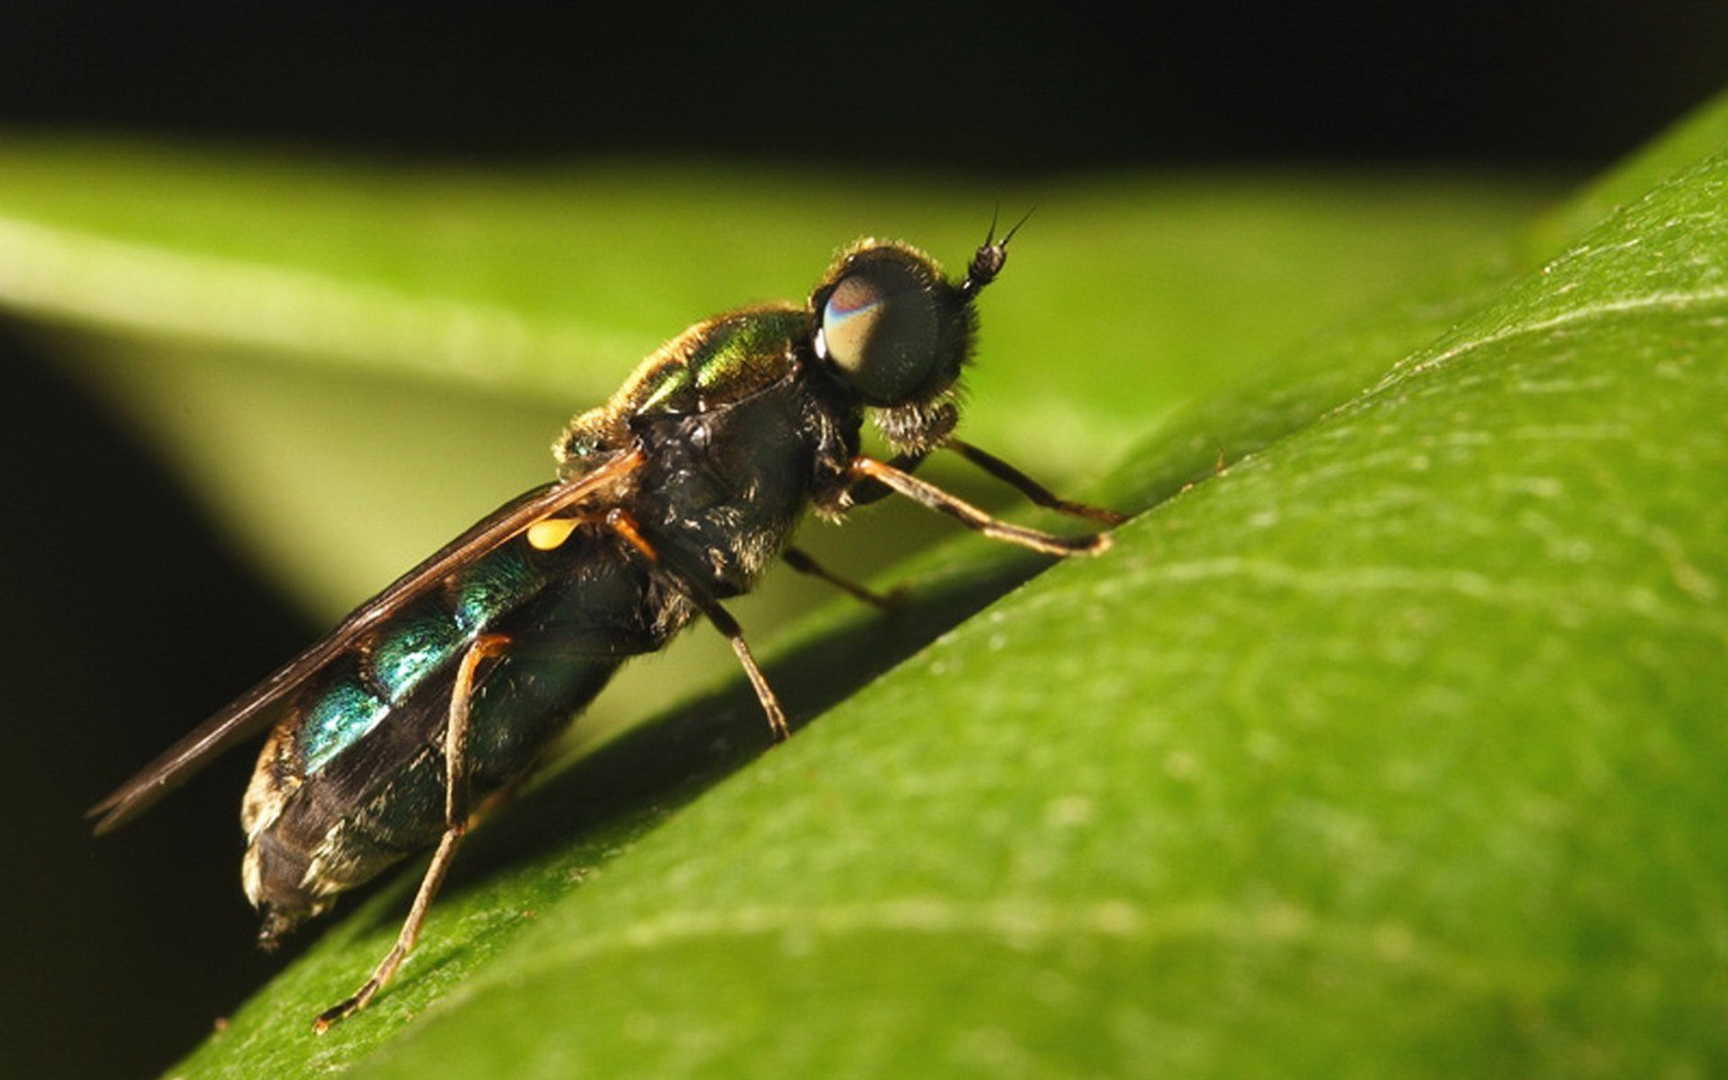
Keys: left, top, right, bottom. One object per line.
{"left": 819, "top": 259, "right": 940, "bottom": 404}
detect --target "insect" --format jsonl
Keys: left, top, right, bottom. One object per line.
{"left": 90, "top": 220, "right": 1126, "bottom": 1032}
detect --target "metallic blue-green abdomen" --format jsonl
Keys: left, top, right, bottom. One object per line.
{"left": 296, "top": 545, "right": 554, "bottom": 774}
{"left": 299, "top": 679, "right": 391, "bottom": 774}
{"left": 367, "top": 612, "right": 463, "bottom": 702}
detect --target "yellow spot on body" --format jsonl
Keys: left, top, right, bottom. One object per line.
{"left": 527, "top": 517, "right": 580, "bottom": 551}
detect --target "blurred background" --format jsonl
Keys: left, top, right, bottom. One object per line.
{"left": 3, "top": 4, "right": 1726, "bottom": 1076}
{"left": 5, "top": 4, "right": 1725, "bottom": 167}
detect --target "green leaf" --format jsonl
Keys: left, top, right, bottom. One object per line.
{"left": 8, "top": 87, "right": 1726, "bottom": 1076}
{"left": 1524, "top": 86, "right": 1728, "bottom": 259}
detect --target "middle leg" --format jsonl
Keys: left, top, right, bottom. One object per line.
{"left": 604, "top": 509, "right": 791, "bottom": 742}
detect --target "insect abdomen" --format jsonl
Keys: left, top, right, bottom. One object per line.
{"left": 241, "top": 529, "right": 667, "bottom": 941}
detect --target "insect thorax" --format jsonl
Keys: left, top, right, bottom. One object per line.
{"left": 554, "top": 305, "right": 809, "bottom": 478}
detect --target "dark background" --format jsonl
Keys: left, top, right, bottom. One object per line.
{"left": 5, "top": 4, "right": 1727, "bottom": 168}
{"left": 4, "top": 4, "right": 1726, "bottom": 1077}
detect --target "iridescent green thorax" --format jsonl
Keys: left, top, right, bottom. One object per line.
{"left": 689, "top": 306, "right": 808, "bottom": 392}
{"left": 555, "top": 304, "right": 807, "bottom": 477}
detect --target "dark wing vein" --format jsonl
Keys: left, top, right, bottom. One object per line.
{"left": 88, "top": 449, "right": 645, "bottom": 834}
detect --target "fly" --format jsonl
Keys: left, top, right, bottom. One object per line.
{"left": 89, "top": 219, "right": 1127, "bottom": 1031}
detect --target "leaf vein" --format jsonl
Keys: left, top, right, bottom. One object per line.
{"left": 1359, "top": 285, "right": 1728, "bottom": 400}
{"left": 442, "top": 897, "right": 1518, "bottom": 1009}
{"left": 1008, "top": 556, "right": 1725, "bottom": 639}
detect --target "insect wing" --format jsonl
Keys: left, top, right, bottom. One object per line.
{"left": 87, "top": 450, "right": 646, "bottom": 833}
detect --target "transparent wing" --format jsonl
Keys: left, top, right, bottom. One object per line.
{"left": 87, "top": 449, "right": 645, "bottom": 833}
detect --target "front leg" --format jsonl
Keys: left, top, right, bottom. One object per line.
{"left": 835, "top": 448, "right": 930, "bottom": 509}
{"left": 834, "top": 438, "right": 1126, "bottom": 527}
{"left": 848, "top": 456, "right": 1113, "bottom": 557}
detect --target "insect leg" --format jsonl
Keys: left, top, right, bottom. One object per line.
{"left": 848, "top": 456, "right": 1112, "bottom": 557}
{"left": 313, "top": 632, "right": 511, "bottom": 1033}
{"left": 604, "top": 509, "right": 791, "bottom": 742}
{"left": 842, "top": 448, "right": 930, "bottom": 508}
{"left": 686, "top": 587, "right": 791, "bottom": 742}
{"left": 942, "top": 438, "right": 1129, "bottom": 525}
{"left": 783, "top": 546, "right": 898, "bottom": 610}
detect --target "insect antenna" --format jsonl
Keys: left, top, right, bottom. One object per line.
{"left": 1000, "top": 205, "right": 1036, "bottom": 247}
{"left": 962, "top": 205, "right": 1036, "bottom": 299}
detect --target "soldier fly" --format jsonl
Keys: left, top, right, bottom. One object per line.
{"left": 90, "top": 220, "right": 1125, "bottom": 1032}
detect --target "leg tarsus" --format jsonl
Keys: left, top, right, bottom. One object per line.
{"left": 312, "top": 828, "right": 464, "bottom": 1033}
{"left": 689, "top": 588, "right": 790, "bottom": 742}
